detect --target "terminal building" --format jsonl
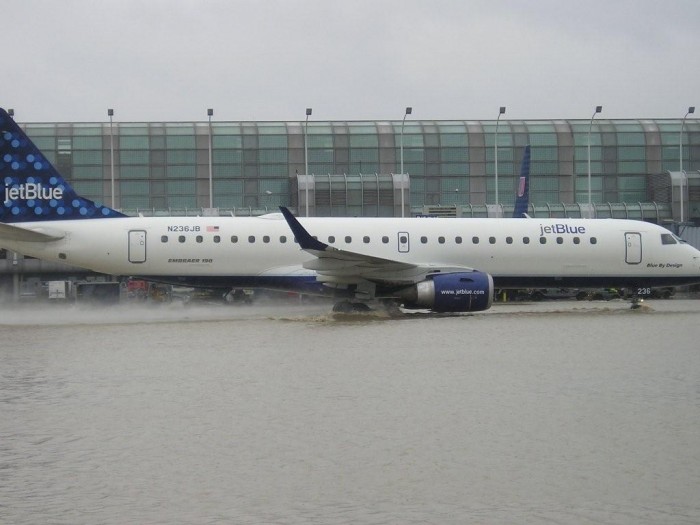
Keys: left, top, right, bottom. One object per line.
{"left": 2, "top": 113, "right": 699, "bottom": 299}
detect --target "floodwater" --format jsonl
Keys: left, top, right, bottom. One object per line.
{"left": 1, "top": 299, "right": 699, "bottom": 525}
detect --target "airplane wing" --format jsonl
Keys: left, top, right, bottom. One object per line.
{"left": 279, "top": 207, "right": 473, "bottom": 287}
{"left": 0, "top": 222, "right": 65, "bottom": 242}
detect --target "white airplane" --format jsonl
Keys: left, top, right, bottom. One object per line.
{"left": 2, "top": 108, "right": 700, "bottom": 313}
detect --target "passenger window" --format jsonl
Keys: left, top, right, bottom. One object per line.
{"left": 328, "top": 236, "right": 335, "bottom": 243}
{"left": 540, "top": 237, "right": 547, "bottom": 244}
{"left": 345, "top": 236, "right": 352, "bottom": 243}
{"left": 523, "top": 237, "right": 530, "bottom": 244}
{"left": 214, "top": 235, "right": 220, "bottom": 243}
{"left": 573, "top": 237, "right": 580, "bottom": 245}
{"left": 178, "top": 235, "right": 186, "bottom": 243}
{"left": 661, "top": 233, "right": 677, "bottom": 245}
{"left": 263, "top": 236, "right": 270, "bottom": 243}
{"left": 280, "top": 236, "right": 287, "bottom": 243}
{"left": 363, "top": 236, "right": 370, "bottom": 244}
{"left": 161, "top": 235, "right": 168, "bottom": 243}
{"left": 196, "top": 235, "right": 203, "bottom": 243}
{"left": 231, "top": 235, "right": 238, "bottom": 243}
{"left": 382, "top": 236, "right": 389, "bottom": 244}
{"left": 438, "top": 236, "right": 445, "bottom": 244}
{"left": 556, "top": 237, "right": 563, "bottom": 244}
{"left": 455, "top": 236, "right": 462, "bottom": 244}
{"left": 590, "top": 237, "right": 597, "bottom": 245}
{"left": 489, "top": 237, "right": 496, "bottom": 244}
{"left": 472, "top": 236, "right": 479, "bottom": 244}
{"left": 421, "top": 236, "right": 428, "bottom": 244}
{"left": 248, "top": 236, "right": 255, "bottom": 243}
{"left": 506, "top": 236, "right": 513, "bottom": 244}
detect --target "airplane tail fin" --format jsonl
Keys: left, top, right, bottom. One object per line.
{"left": 512, "top": 145, "right": 531, "bottom": 218}
{"left": 0, "top": 108, "right": 125, "bottom": 223}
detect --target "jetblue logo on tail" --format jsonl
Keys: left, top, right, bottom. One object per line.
{"left": 1, "top": 108, "right": 125, "bottom": 222}
{"left": 5, "top": 182, "right": 64, "bottom": 202}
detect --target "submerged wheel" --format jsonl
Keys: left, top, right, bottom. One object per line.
{"left": 332, "top": 301, "right": 372, "bottom": 313}
{"left": 630, "top": 297, "right": 644, "bottom": 310}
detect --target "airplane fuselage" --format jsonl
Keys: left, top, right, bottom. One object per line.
{"left": 5, "top": 215, "right": 700, "bottom": 295}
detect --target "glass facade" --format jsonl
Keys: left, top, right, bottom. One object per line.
{"left": 20, "top": 118, "right": 700, "bottom": 218}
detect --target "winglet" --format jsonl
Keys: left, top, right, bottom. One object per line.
{"left": 279, "top": 206, "right": 328, "bottom": 251}
{"left": 512, "top": 145, "right": 531, "bottom": 218}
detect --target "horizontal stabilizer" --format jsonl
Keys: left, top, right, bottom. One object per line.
{"left": 0, "top": 222, "right": 65, "bottom": 242}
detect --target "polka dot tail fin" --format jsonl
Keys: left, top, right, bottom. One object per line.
{"left": 0, "top": 108, "right": 126, "bottom": 222}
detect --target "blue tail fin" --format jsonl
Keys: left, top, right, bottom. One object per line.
{"left": 0, "top": 108, "right": 125, "bottom": 223}
{"left": 512, "top": 145, "right": 531, "bottom": 218}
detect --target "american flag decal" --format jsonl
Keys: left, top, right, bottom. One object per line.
{"left": 206, "top": 226, "right": 219, "bottom": 232}
{"left": 517, "top": 177, "right": 526, "bottom": 197}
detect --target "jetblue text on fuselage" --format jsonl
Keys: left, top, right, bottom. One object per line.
{"left": 539, "top": 224, "right": 586, "bottom": 236}
{"left": 4, "top": 183, "right": 64, "bottom": 203}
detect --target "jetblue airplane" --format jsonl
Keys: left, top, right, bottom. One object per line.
{"left": 2, "top": 108, "right": 700, "bottom": 313}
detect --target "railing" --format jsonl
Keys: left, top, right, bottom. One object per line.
{"left": 120, "top": 201, "right": 672, "bottom": 221}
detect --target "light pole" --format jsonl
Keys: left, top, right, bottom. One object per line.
{"left": 680, "top": 106, "right": 695, "bottom": 172}
{"left": 400, "top": 106, "right": 412, "bottom": 217}
{"left": 108, "top": 109, "right": 115, "bottom": 209}
{"left": 304, "top": 107, "right": 312, "bottom": 217}
{"left": 494, "top": 106, "right": 505, "bottom": 207}
{"left": 207, "top": 108, "right": 214, "bottom": 209}
{"left": 679, "top": 106, "right": 695, "bottom": 223}
{"left": 587, "top": 105, "right": 602, "bottom": 210}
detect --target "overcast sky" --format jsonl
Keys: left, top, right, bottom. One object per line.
{"left": 5, "top": 0, "right": 699, "bottom": 123}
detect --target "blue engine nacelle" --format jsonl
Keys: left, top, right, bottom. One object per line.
{"left": 401, "top": 271, "right": 494, "bottom": 312}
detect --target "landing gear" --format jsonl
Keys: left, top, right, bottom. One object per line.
{"left": 332, "top": 300, "right": 372, "bottom": 313}
{"left": 331, "top": 299, "right": 404, "bottom": 316}
{"left": 629, "top": 296, "right": 644, "bottom": 310}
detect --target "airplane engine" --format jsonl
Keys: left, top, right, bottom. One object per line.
{"left": 400, "top": 271, "right": 494, "bottom": 312}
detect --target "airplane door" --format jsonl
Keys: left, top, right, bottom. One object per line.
{"left": 398, "top": 232, "right": 410, "bottom": 253}
{"left": 128, "top": 230, "right": 147, "bottom": 263}
{"left": 625, "top": 232, "right": 642, "bottom": 264}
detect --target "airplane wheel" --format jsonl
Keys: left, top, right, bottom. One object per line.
{"left": 332, "top": 301, "right": 371, "bottom": 313}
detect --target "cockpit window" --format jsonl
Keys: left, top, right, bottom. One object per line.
{"left": 661, "top": 233, "right": 677, "bottom": 245}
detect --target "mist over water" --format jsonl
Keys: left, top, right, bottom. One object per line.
{"left": 2, "top": 300, "right": 700, "bottom": 524}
